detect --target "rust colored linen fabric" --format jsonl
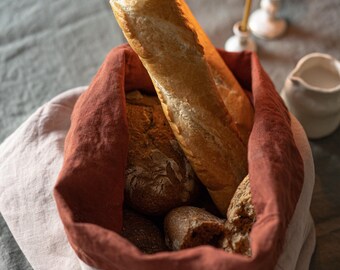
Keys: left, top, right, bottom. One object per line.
{"left": 54, "top": 44, "right": 303, "bottom": 270}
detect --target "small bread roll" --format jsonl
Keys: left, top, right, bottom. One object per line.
{"left": 221, "top": 175, "right": 256, "bottom": 256}
{"left": 122, "top": 207, "right": 167, "bottom": 254}
{"left": 164, "top": 206, "right": 225, "bottom": 250}
{"left": 125, "top": 91, "right": 201, "bottom": 216}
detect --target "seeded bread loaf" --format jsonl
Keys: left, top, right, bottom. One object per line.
{"left": 125, "top": 91, "right": 201, "bottom": 216}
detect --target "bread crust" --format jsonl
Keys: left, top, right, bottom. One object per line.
{"left": 111, "top": 0, "right": 251, "bottom": 214}
{"left": 164, "top": 206, "right": 225, "bottom": 250}
{"left": 122, "top": 207, "right": 167, "bottom": 253}
{"left": 221, "top": 175, "right": 255, "bottom": 256}
{"left": 177, "top": 0, "right": 254, "bottom": 143}
{"left": 125, "top": 91, "right": 201, "bottom": 216}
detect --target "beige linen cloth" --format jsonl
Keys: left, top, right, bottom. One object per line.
{"left": 0, "top": 87, "right": 315, "bottom": 270}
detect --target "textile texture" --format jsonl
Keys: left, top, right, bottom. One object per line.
{"left": 54, "top": 44, "right": 304, "bottom": 270}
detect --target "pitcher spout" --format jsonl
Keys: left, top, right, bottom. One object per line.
{"left": 291, "top": 53, "right": 340, "bottom": 92}
{"left": 281, "top": 53, "right": 340, "bottom": 139}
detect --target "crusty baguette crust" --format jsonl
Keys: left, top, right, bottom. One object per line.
{"left": 111, "top": 0, "right": 249, "bottom": 214}
{"left": 178, "top": 0, "right": 254, "bottom": 144}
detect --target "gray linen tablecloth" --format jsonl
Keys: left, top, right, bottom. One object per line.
{"left": 0, "top": 0, "right": 339, "bottom": 269}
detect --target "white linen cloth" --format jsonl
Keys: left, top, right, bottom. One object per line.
{"left": 0, "top": 87, "right": 86, "bottom": 270}
{"left": 0, "top": 87, "right": 315, "bottom": 270}
{"left": 275, "top": 115, "right": 316, "bottom": 270}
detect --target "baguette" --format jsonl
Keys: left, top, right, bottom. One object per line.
{"left": 110, "top": 0, "right": 252, "bottom": 215}
{"left": 177, "top": 1, "right": 254, "bottom": 144}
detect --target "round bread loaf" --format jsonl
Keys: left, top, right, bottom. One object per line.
{"left": 221, "top": 175, "right": 256, "bottom": 256}
{"left": 121, "top": 207, "right": 167, "bottom": 254}
{"left": 125, "top": 91, "right": 201, "bottom": 216}
{"left": 164, "top": 206, "right": 225, "bottom": 250}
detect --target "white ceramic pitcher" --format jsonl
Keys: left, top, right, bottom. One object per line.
{"left": 281, "top": 53, "right": 340, "bottom": 139}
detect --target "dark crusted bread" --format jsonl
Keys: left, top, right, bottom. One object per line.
{"left": 164, "top": 206, "right": 225, "bottom": 250}
{"left": 125, "top": 91, "right": 201, "bottom": 216}
{"left": 121, "top": 207, "right": 167, "bottom": 254}
{"left": 221, "top": 175, "right": 256, "bottom": 256}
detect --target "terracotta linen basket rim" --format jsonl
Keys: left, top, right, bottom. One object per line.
{"left": 54, "top": 44, "right": 304, "bottom": 270}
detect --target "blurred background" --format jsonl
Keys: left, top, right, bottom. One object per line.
{"left": 0, "top": 0, "right": 339, "bottom": 269}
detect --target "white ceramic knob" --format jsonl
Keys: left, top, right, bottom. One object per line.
{"left": 225, "top": 22, "right": 257, "bottom": 52}
{"left": 249, "top": 0, "right": 287, "bottom": 39}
